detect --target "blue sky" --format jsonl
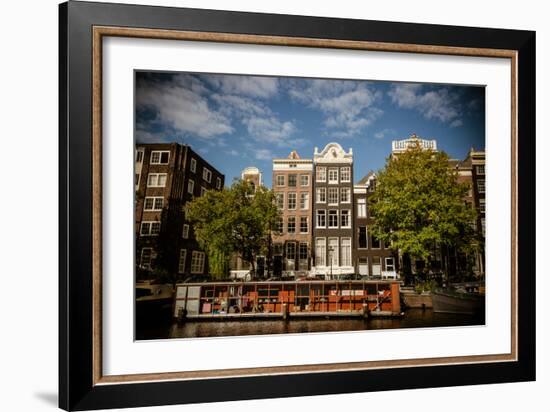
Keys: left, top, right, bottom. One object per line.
{"left": 135, "top": 71, "right": 485, "bottom": 187}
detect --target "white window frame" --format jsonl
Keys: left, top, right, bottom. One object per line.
{"left": 190, "top": 158, "right": 196, "bottom": 173}
{"left": 340, "top": 167, "right": 351, "bottom": 182}
{"left": 288, "top": 174, "right": 297, "bottom": 187}
{"left": 385, "top": 257, "right": 395, "bottom": 271}
{"left": 315, "top": 238, "right": 326, "bottom": 267}
{"left": 135, "top": 148, "right": 144, "bottom": 163}
{"left": 358, "top": 226, "right": 368, "bottom": 249}
{"left": 340, "top": 187, "right": 351, "bottom": 203}
{"left": 187, "top": 179, "right": 194, "bottom": 195}
{"left": 200, "top": 186, "right": 207, "bottom": 197}
{"left": 328, "top": 238, "right": 339, "bottom": 266}
{"left": 328, "top": 210, "right": 339, "bottom": 228}
{"left": 140, "top": 221, "right": 161, "bottom": 236}
{"left": 316, "top": 166, "right": 326, "bottom": 182}
{"left": 178, "top": 249, "right": 187, "bottom": 273}
{"left": 276, "top": 175, "right": 285, "bottom": 186}
{"left": 357, "top": 198, "right": 367, "bottom": 218}
{"left": 341, "top": 238, "right": 352, "bottom": 267}
{"left": 300, "top": 192, "right": 309, "bottom": 210}
{"left": 287, "top": 216, "right": 296, "bottom": 233}
{"left": 275, "top": 192, "right": 284, "bottom": 210}
{"left": 287, "top": 192, "right": 297, "bottom": 210}
{"left": 190, "top": 251, "right": 205, "bottom": 274}
{"left": 328, "top": 187, "right": 339, "bottom": 205}
{"left": 300, "top": 174, "right": 310, "bottom": 187}
{"left": 216, "top": 177, "right": 221, "bottom": 189}
{"left": 328, "top": 168, "right": 338, "bottom": 184}
{"left": 182, "top": 224, "right": 190, "bottom": 239}
{"left": 300, "top": 216, "right": 309, "bottom": 234}
{"left": 340, "top": 209, "right": 351, "bottom": 228}
{"left": 476, "top": 164, "right": 485, "bottom": 175}
{"left": 150, "top": 150, "right": 170, "bottom": 165}
{"left": 202, "top": 168, "right": 212, "bottom": 183}
{"left": 477, "top": 179, "right": 486, "bottom": 194}
{"left": 479, "top": 198, "right": 486, "bottom": 214}
{"left": 140, "top": 247, "right": 153, "bottom": 269}
{"left": 316, "top": 210, "right": 326, "bottom": 228}
{"left": 316, "top": 187, "right": 326, "bottom": 203}
{"left": 143, "top": 196, "right": 164, "bottom": 211}
{"left": 147, "top": 173, "right": 167, "bottom": 188}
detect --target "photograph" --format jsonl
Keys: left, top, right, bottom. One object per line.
{"left": 134, "top": 71, "right": 487, "bottom": 340}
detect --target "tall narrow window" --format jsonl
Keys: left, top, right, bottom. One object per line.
{"left": 340, "top": 167, "right": 351, "bottom": 182}
{"left": 276, "top": 175, "right": 285, "bottom": 186}
{"left": 300, "top": 192, "right": 309, "bottom": 210}
{"left": 190, "top": 158, "right": 196, "bottom": 173}
{"left": 328, "top": 168, "right": 338, "bottom": 183}
{"left": 479, "top": 198, "right": 486, "bottom": 214}
{"left": 328, "top": 210, "right": 338, "bottom": 228}
{"left": 140, "top": 248, "right": 153, "bottom": 269}
{"left": 328, "top": 238, "right": 339, "bottom": 266}
{"left": 287, "top": 216, "right": 296, "bottom": 233}
{"left": 341, "top": 210, "right": 351, "bottom": 228}
{"left": 476, "top": 165, "right": 485, "bottom": 175}
{"left": 190, "top": 251, "right": 205, "bottom": 274}
{"left": 275, "top": 217, "right": 284, "bottom": 233}
{"left": 358, "top": 226, "right": 368, "bottom": 249}
{"left": 300, "top": 175, "right": 310, "bottom": 186}
{"left": 287, "top": 192, "right": 297, "bottom": 210}
{"left": 216, "top": 177, "right": 221, "bottom": 189}
{"left": 316, "top": 210, "right": 326, "bottom": 228}
{"left": 316, "top": 187, "right": 326, "bottom": 203}
{"left": 477, "top": 179, "right": 486, "bottom": 193}
{"left": 315, "top": 238, "right": 326, "bottom": 266}
{"left": 300, "top": 217, "right": 308, "bottom": 233}
{"left": 340, "top": 187, "right": 350, "bottom": 203}
{"left": 187, "top": 179, "right": 194, "bottom": 195}
{"left": 299, "top": 243, "right": 308, "bottom": 261}
{"left": 371, "top": 233, "right": 381, "bottom": 249}
{"left": 341, "top": 238, "right": 351, "bottom": 266}
{"left": 328, "top": 188, "right": 338, "bottom": 204}
{"left": 385, "top": 257, "right": 395, "bottom": 271}
{"left": 275, "top": 192, "right": 284, "bottom": 210}
{"left": 178, "top": 249, "right": 187, "bottom": 273}
{"left": 288, "top": 174, "right": 297, "bottom": 187}
{"left": 357, "top": 198, "right": 367, "bottom": 218}
{"left": 202, "top": 168, "right": 212, "bottom": 183}
{"left": 316, "top": 166, "right": 326, "bottom": 182}
{"left": 182, "top": 224, "right": 189, "bottom": 239}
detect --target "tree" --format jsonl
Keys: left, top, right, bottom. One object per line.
{"left": 369, "top": 142, "right": 478, "bottom": 281}
{"left": 185, "top": 180, "right": 281, "bottom": 279}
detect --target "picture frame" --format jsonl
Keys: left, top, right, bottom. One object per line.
{"left": 59, "top": 1, "right": 536, "bottom": 410}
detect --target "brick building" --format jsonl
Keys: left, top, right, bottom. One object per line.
{"left": 353, "top": 172, "right": 398, "bottom": 278}
{"left": 311, "top": 143, "right": 355, "bottom": 278}
{"left": 135, "top": 143, "right": 224, "bottom": 279}
{"left": 272, "top": 151, "right": 313, "bottom": 277}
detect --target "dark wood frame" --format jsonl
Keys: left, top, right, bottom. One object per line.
{"left": 59, "top": 1, "right": 536, "bottom": 410}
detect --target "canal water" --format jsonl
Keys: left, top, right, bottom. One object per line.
{"left": 136, "top": 309, "right": 485, "bottom": 340}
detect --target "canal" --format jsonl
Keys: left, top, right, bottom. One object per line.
{"left": 136, "top": 309, "right": 485, "bottom": 340}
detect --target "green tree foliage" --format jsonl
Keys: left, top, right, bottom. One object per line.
{"left": 369, "top": 143, "right": 478, "bottom": 274}
{"left": 185, "top": 180, "right": 281, "bottom": 279}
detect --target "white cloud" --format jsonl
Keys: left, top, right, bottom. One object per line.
{"left": 205, "top": 74, "right": 279, "bottom": 99}
{"left": 253, "top": 148, "right": 273, "bottom": 160}
{"left": 286, "top": 79, "right": 383, "bottom": 137}
{"left": 450, "top": 119, "right": 463, "bottom": 128}
{"left": 374, "top": 128, "right": 396, "bottom": 139}
{"left": 388, "top": 83, "right": 462, "bottom": 124}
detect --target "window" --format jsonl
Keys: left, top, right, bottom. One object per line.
{"left": 340, "top": 167, "right": 351, "bottom": 182}
{"left": 275, "top": 193, "right": 284, "bottom": 210}
{"left": 328, "top": 187, "right": 338, "bottom": 204}
{"left": 477, "top": 179, "right": 486, "bottom": 194}
{"left": 182, "top": 224, "right": 189, "bottom": 239}
{"left": 147, "top": 173, "right": 167, "bottom": 187}
{"left": 178, "top": 249, "right": 187, "bottom": 273}
{"left": 476, "top": 165, "right": 485, "bottom": 175}
{"left": 288, "top": 174, "right": 297, "bottom": 187}
{"left": 371, "top": 233, "right": 381, "bottom": 249}
{"left": 289, "top": 164, "right": 297, "bottom": 168}
{"left": 275, "top": 217, "right": 284, "bottom": 233}
{"left": 300, "top": 174, "right": 309, "bottom": 186}
{"left": 287, "top": 193, "right": 297, "bottom": 210}
{"left": 140, "top": 221, "right": 160, "bottom": 236}
{"left": 328, "top": 210, "right": 338, "bottom": 228}
{"left": 315, "top": 238, "right": 326, "bottom": 266}
{"left": 216, "top": 177, "right": 221, "bottom": 189}
{"left": 372, "top": 256, "right": 382, "bottom": 276}
{"left": 287, "top": 216, "right": 296, "bottom": 233}
{"left": 190, "top": 158, "right": 196, "bottom": 173}
{"left": 150, "top": 150, "right": 170, "bottom": 164}
{"left": 481, "top": 218, "right": 486, "bottom": 236}
{"left": 190, "top": 251, "right": 205, "bottom": 274}
{"left": 368, "top": 180, "right": 376, "bottom": 192}
{"left": 328, "top": 168, "right": 338, "bottom": 183}
{"left": 358, "top": 226, "right": 368, "bottom": 249}
{"left": 144, "top": 196, "right": 163, "bottom": 211}
{"left": 328, "top": 238, "right": 339, "bottom": 266}
{"left": 187, "top": 179, "right": 194, "bottom": 195}
{"left": 357, "top": 198, "right": 367, "bottom": 218}
{"left": 200, "top": 186, "right": 207, "bottom": 197}
{"left": 140, "top": 248, "right": 153, "bottom": 269}
{"left": 316, "top": 210, "right": 326, "bottom": 228}
{"left": 341, "top": 210, "right": 351, "bottom": 228}
{"left": 276, "top": 175, "right": 285, "bottom": 186}
{"left": 286, "top": 242, "right": 296, "bottom": 262}
{"left": 341, "top": 238, "right": 352, "bottom": 266}
{"left": 300, "top": 217, "right": 308, "bottom": 233}
{"left": 316, "top": 166, "right": 326, "bottom": 182}
{"left": 300, "top": 192, "right": 309, "bottom": 210}
{"left": 316, "top": 187, "right": 326, "bottom": 203}
{"left": 385, "top": 257, "right": 395, "bottom": 271}
{"left": 479, "top": 198, "right": 486, "bottom": 214}
{"left": 340, "top": 187, "right": 350, "bottom": 203}
{"left": 299, "top": 243, "right": 308, "bottom": 261}
{"left": 135, "top": 173, "right": 141, "bottom": 188}
{"left": 203, "top": 168, "right": 212, "bottom": 183}
{"left": 135, "top": 149, "right": 144, "bottom": 162}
